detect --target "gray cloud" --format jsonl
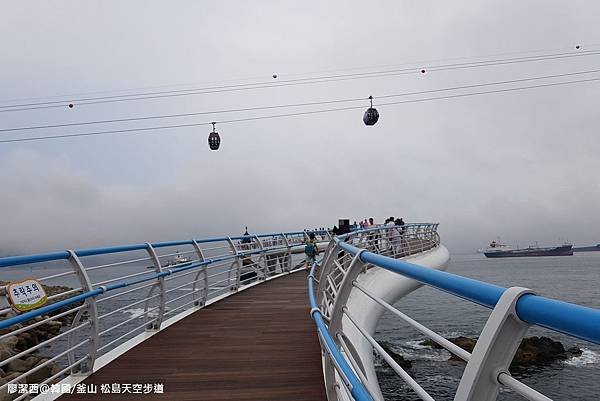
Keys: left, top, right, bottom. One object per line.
{"left": 1, "top": 1, "right": 599, "bottom": 255}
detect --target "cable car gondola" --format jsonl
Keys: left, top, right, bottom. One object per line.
{"left": 208, "top": 122, "right": 220, "bottom": 150}
{"left": 363, "top": 96, "right": 379, "bottom": 126}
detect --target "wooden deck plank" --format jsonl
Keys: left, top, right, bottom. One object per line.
{"left": 61, "top": 272, "right": 326, "bottom": 401}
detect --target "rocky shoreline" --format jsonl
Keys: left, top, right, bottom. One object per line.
{"left": 376, "top": 335, "right": 583, "bottom": 377}
{"left": 0, "top": 282, "right": 82, "bottom": 400}
{"left": 420, "top": 335, "right": 582, "bottom": 367}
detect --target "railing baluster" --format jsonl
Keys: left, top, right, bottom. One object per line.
{"left": 145, "top": 243, "right": 165, "bottom": 330}
{"left": 226, "top": 236, "right": 240, "bottom": 291}
{"left": 191, "top": 240, "right": 207, "bottom": 306}
{"left": 280, "top": 232, "right": 292, "bottom": 272}
{"left": 66, "top": 250, "right": 98, "bottom": 375}
{"left": 454, "top": 287, "right": 534, "bottom": 401}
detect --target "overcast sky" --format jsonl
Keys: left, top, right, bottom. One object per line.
{"left": 1, "top": 1, "right": 599, "bottom": 255}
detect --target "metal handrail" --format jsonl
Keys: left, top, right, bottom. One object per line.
{"left": 0, "top": 228, "right": 331, "bottom": 397}
{"left": 308, "top": 262, "right": 373, "bottom": 401}
{"left": 311, "top": 224, "right": 600, "bottom": 401}
{"left": 337, "top": 241, "right": 600, "bottom": 344}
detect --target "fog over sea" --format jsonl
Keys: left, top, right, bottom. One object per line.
{"left": 376, "top": 252, "right": 600, "bottom": 401}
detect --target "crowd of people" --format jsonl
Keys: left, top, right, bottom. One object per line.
{"left": 356, "top": 216, "right": 405, "bottom": 230}
{"left": 304, "top": 216, "right": 409, "bottom": 267}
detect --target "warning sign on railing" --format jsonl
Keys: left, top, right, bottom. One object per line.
{"left": 7, "top": 279, "right": 48, "bottom": 312}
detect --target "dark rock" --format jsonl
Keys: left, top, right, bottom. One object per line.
{"left": 25, "top": 359, "right": 59, "bottom": 384}
{"left": 566, "top": 346, "right": 583, "bottom": 357}
{"left": 378, "top": 341, "right": 412, "bottom": 369}
{"left": 0, "top": 376, "right": 20, "bottom": 401}
{"left": 511, "top": 336, "right": 583, "bottom": 367}
{"left": 420, "top": 336, "right": 477, "bottom": 361}
{"left": 420, "top": 335, "right": 584, "bottom": 367}
{"left": 0, "top": 346, "right": 13, "bottom": 361}
{"left": 0, "top": 281, "right": 82, "bottom": 386}
{"left": 5, "top": 359, "right": 27, "bottom": 373}
{"left": 0, "top": 371, "right": 24, "bottom": 401}
{"left": 0, "top": 337, "right": 18, "bottom": 350}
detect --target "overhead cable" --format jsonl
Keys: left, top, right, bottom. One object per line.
{"left": 2, "top": 68, "right": 599, "bottom": 133}
{"left": 1, "top": 49, "right": 599, "bottom": 113}
{"left": 1, "top": 76, "right": 598, "bottom": 144}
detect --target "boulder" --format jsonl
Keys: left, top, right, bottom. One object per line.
{"left": 15, "top": 332, "right": 36, "bottom": 351}
{"left": 0, "top": 337, "right": 18, "bottom": 350}
{"left": 25, "top": 359, "right": 59, "bottom": 384}
{"left": 0, "top": 381, "right": 19, "bottom": 401}
{"left": 0, "top": 344, "right": 15, "bottom": 361}
{"left": 6, "top": 358, "right": 32, "bottom": 373}
{"left": 511, "top": 336, "right": 582, "bottom": 367}
{"left": 38, "top": 321, "right": 62, "bottom": 336}
{"left": 420, "top": 335, "right": 584, "bottom": 367}
{"left": 0, "top": 372, "right": 22, "bottom": 401}
{"left": 420, "top": 336, "right": 477, "bottom": 361}
{"left": 2, "top": 371, "right": 23, "bottom": 382}
{"left": 378, "top": 341, "right": 412, "bottom": 369}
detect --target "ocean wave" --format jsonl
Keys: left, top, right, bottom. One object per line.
{"left": 402, "top": 348, "right": 450, "bottom": 362}
{"left": 564, "top": 349, "right": 600, "bottom": 367}
{"left": 121, "top": 307, "right": 170, "bottom": 318}
{"left": 404, "top": 340, "right": 430, "bottom": 350}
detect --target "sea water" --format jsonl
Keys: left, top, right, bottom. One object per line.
{"left": 376, "top": 252, "right": 600, "bottom": 400}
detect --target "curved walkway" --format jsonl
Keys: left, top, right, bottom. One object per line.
{"left": 61, "top": 272, "right": 326, "bottom": 401}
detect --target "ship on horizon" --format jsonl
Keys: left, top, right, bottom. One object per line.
{"left": 573, "top": 243, "right": 600, "bottom": 252}
{"left": 484, "top": 240, "right": 573, "bottom": 258}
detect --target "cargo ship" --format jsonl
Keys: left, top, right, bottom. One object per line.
{"left": 573, "top": 243, "right": 600, "bottom": 252}
{"left": 484, "top": 240, "right": 573, "bottom": 258}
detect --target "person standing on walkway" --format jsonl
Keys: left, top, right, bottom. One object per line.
{"left": 367, "top": 217, "right": 379, "bottom": 251}
{"left": 384, "top": 217, "right": 395, "bottom": 254}
{"left": 305, "top": 232, "right": 319, "bottom": 269}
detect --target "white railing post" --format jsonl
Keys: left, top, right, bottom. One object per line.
{"left": 144, "top": 243, "right": 165, "bottom": 330}
{"left": 281, "top": 232, "right": 292, "bottom": 272}
{"left": 191, "top": 240, "right": 207, "bottom": 306}
{"left": 325, "top": 251, "right": 373, "bottom": 399}
{"left": 454, "top": 287, "right": 534, "bottom": 401}
{"left": 226, "top": 236, "right": 241, "bottom": 290}
{"left": 315, "top": 241, "right": 341, "bottom": 309}
{"left": 253, "top": 235, "right": 267, "bottom": 280}
{"left": 66, "top": 250, "right": 98, "bottom": 375}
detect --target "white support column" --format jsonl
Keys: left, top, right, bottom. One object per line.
{"left": 144, "top": 243, "right": 165, "bottom": 330}
{"left": 455, "top": 287, "right": 534, "bottom": 401}
{"left": 226, "top": 236, "right": 241, "bottom": 291}
{"left": 253, "top": 235, "right": 267, "bottom": 280}
{"left": 191, "top": 240, "right": 207, "bottom": 306}
{"left": 317, "top": 247, "right": 369, "bottom": 401}
{"left": 281, "top": 232, "right": 292, "bottom": 272}
{"left": 66, "top": 250, "right": 98, "bottom": 375}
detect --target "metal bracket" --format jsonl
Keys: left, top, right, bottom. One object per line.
{"left": 280, "top": 232, "right": 292, "bottom": 272}
{"left": 253, "top": 235, "right": 267, "bottom": 280}
{"left": 144, "top": 243, "right": 165, "bottom": 331}
{"left": 455, "top": 287, "right": 534, "bottom": 401}
{"left": 226, "top": 236, "right": 240, "bottom": 291}
{"left": 66, "top": 250, "right": 98, "bottom": 375}
{"left": 191, "top": 240, "right": 207, "bottom": 306}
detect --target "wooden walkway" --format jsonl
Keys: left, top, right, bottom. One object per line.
{"left": 62, "top": 272, "right": 326, "bottom": 401}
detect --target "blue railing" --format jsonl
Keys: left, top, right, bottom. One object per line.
{"left": 310, "top": 225, "right": 600, "bottom": 401}
{"left": 0, "top": 230, "right": 315, "bottom": 330}
{"left": 0, "top": 229, "right": 331, "bottom": 399}
{"left": 0, "top": 231, "right": 308, "bottom": 268}
{"left": 338, "top": 241, "right": 600, "bottom": 344}
{"left": 308, "top": 261, "right": 373, "bottom": 401}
